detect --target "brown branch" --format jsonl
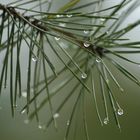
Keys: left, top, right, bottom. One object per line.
{"left": 0, "top": 3, "right": 106, "bottom": 56}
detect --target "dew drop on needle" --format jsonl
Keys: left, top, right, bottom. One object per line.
{"left": 59, "top": 23, "right": 66, "bottom": 27}
{"left": 54, "top": 37, "right": 60, "bottom": 41}
{"left": 56, "top": 15, "right": 63, "bottom": 18}
{"left": 96, "top": 57, "right": 101, "bottom": 63}
{"left": 32, "top": 56, "right": 38, "bottom": 62}
{"left": 84, "top": 30, "right": 89, "bottom": 34}
{"left": 103, "top": 118, "right": 109, "bottom": 125}
{"left": 84, "top": 41, "right": 90, "bottom": 48}
{"left": 100, "top": 18, "right": 105, "bottom": 22}
{"left": 21, "top": 109, "right": 26, "bottom": 114}
{"left": 66, "top": 14, "right": 72, "bottom": 18}
{"left": 81, "top": 73, "right": 87, "bottom": 79}
{"left": 13, "top": 104, "right": 17, "bottom": 109}
{"left": 22, "top": 91, "right": 27, "bottom": 98}
{"left": 117, "top": 108, "right": 124, "bottom": 116}
{"left": 38, "top": 124, "right": 43, "bottom": 129}
{"left": 53, "top": 113, "right": 60, "bottom": 119}
{"left": 67, "top": 120, "right": 70, "bottom": 126}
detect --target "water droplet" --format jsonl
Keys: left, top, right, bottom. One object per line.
{"left": 53, "top": 113, "right": 60, "bottom": 118}
{"left": 54, "top": 37, "right": 60, "bottom": 41}
{"left": 117, "top": 108, "right": 124, "bottom": 116}
{"left": 56, "top": 15, "right": 63, "bottom": 18}
{"left": 13, "top": 104, "right": 17, "bottom": 109}
{"left": 24, "top": 119, "right": 30, "bottom": 124}
{"left": 59, "top": 23, "right": 66, "bottom": 27}
{"left": 32, "top": 56, "right": 38, "bottom": 62}
{"left": 38, "top": 124, "right": 43, "bottom": 129}
{"left": 103, "top": 118, "right": 109, "bottom": 125}
{"left": 37, "top": 123, "right": 46, "bottom": 130}
{"left": 84, "top": 41, "right": 90, "bottom": 48}
{"left": 84, "top": 30, "right": 89, "bottom": 34}
{"left": 66, "top": 14, "right": 72, "bottom": 18}
{"left": 21, "top": 109, "right": 26, "bottom": 114}
{"left": 100, "top": 18, "right": 105, "bottom": 22}
{"left": 96, "top": 57, "right": 101, "bottom": 63}
{"left": 66, "top": 120, "right": 70, "bottom": 126}
{"left": 81, "top": 73, "right": 87, "bottom": 79}
{"left": 22, "top": 91, "right": 27, "bottom": 98}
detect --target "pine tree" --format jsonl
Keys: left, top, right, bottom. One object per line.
{"left": 0, "top": 0, "right": 140, "bottom": 139}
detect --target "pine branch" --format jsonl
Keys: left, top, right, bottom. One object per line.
{"left": 0, "top": 0, "right": 140, "bottom": 139}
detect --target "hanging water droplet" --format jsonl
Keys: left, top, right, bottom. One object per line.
{"left": 66, "top": 14, "right": 72, "bottom": 18}
{"left": 59, "top": 23, "right": 66, "bottom": 27}
{"left": 84, "top": 41, "right": 90, "bottom": 48}
{"left": 21, "top": 109, "right": 26, "bottom": 114}
{"left": 32, "top": 56, "right": 38, "bottom": 62}
{"left": 84, "top": 30, "right": 89, "bottom": 34}
{"left": 37, "top": 122, "right": 46, "bottom": 130}
{"left": 53, "top": 113, "right": 60, "bottom": 118}
{"left": 54, "top": 37, "right": 60, "bottom": 41}
{"left": 38, "top": 124, "right": 43, "bottom": 129}
{"left": 81, "top": 73, "right": 87, "bottom": 79}
{"left": 96, "top": 57, "right": 101, "bottom": 63}
{"left": 66, "top": 120, "right": 70, "bottom": 126}
{"left": 38, "top": 124, "right": 46, "bottom": 130}
{"left": 24, "top": 119, "right": 30, "bottom": 124}
{"left": 103, "top": 118, "right": 109, "bottom": 125}
{"left": 22, "top": 91, "right": 27, "bottom": 98}
{"left": 117, "top": 108, "right": 124, "bottom": 116}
